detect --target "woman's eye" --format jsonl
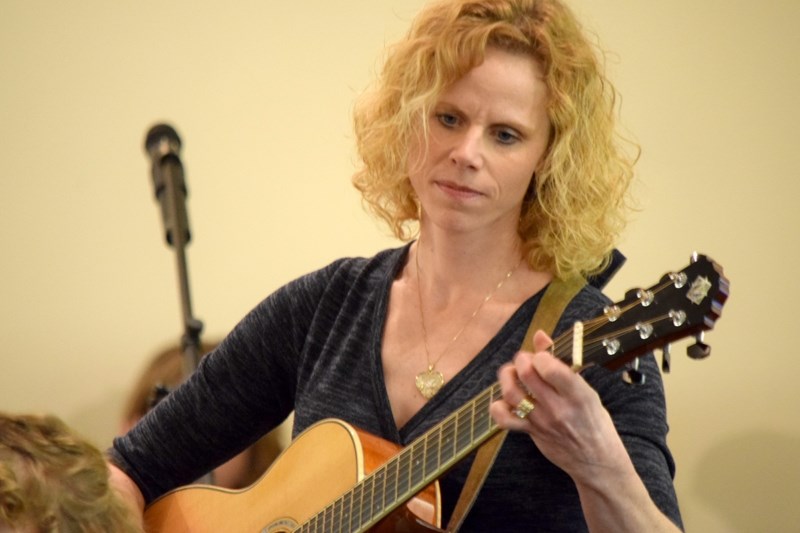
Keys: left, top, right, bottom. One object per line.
{"left": 436, "top": 113, "right": 459, "bottom": 128}
{"left": 495, "top": 129, "right": 520, "bottom": 145}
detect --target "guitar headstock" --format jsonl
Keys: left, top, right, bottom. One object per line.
{"left": 580, "top": 254, "right": 729, "bottom": 372}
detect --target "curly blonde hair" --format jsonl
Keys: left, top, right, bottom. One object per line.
{"left": 0, "top": 412, "right": 141, "bottom": 532}
{"left": 352, "top": 0, "right": 636, "bottom": 279}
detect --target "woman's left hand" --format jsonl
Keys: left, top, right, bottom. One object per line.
{"left": 490, "top": 329, "right": 631, "bottom": 486}
{"left": 490, "top": 329, "right": 683, "bottom": 532}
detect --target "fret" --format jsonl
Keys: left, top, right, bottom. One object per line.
{"left": 331, "top": 498, "right": 343, "bottom": 531}
{"left": 473, "top": 391, "right": 492, "bottom": 437}
{"left": 384, "top": 456, "right": 398, "bottom": 508}
{"left": 409, "top": 439, "right": 425, "bottom": 489}
{"left": 423, "top": 428, "right": 440, "bottom": 477}
{"left": 341, "top": 489, "right": 353, "bottom": 532}
{"left": 361, "top": 483, "right": 371, "bottom": 531}
{"left": 325, "top": 501, "right": 332, "bottom": 533}
{"left": 440, "top": 415, "right": 456, "bottom": 465}
{"left": 350, "top": 478, "right": 362, "bottom": 531}
{"left": 397, "top": 448, "right": 412, "bottom": 499}
{"left": 455, "top": 404, "right": 472, "bottom": 452}
{"left": 304, "top": 513, "right": 314, "bottom": 533}
{"left": 372, "top": 467, "right": 386, "bottom": 519}
{"left": 358, "top": 475, "right": 375, "bottom": 526}
{"left": 314, "top": 507, "right": 322, "bottom": 533}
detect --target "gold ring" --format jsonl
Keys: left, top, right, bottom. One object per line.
{"left": 512, "top": 397, "right": 535, "bottom": 419}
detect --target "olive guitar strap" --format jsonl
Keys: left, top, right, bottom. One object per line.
{"left": 446, "top": 275, "right": 586, "bottom": 531}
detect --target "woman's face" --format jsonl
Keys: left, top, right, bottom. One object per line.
{"left": 408, "top": 47, "right": 551, "bottom": 237}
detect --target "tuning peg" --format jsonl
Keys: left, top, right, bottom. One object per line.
{"left": 661, "top": 343, "right": 672, "bottom": 373}
{"left": 687, "top": 331, "right": 711, "bottom": 359}
{"left": 622, "top": 357, "right": 646, "bottom": 385}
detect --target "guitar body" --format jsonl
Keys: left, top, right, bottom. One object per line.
{"left": 144, "top": 419, "right": 442, "bottom": 532}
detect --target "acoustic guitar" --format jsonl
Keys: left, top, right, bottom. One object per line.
{"left": 144, "top": 254, "right": 728, "bottom": 532}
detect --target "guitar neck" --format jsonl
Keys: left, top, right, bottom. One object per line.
{"left": 298, "top": 383, "right": 503, "bottom": 532}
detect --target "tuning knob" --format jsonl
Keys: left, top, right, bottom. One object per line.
{"left": 661, "top": 343, "right": 672, "bottom": 373}
{"left": 622, "top": 357, "right": 646, "bottom": 385}
{"left": 687, "top": 331, "right": 711, "bottom": 359}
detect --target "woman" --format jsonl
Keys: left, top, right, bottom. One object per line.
{"left": 109, "top": 0, "right": 683, "bottom": 530}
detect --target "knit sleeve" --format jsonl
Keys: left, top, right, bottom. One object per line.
{"left": 583, "top": 355, "right": 684, "bottom": 530}
{"left": 107, "top": 259, "right": 346, "bottom": 504}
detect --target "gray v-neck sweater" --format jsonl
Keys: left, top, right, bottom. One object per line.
{"left": 110, "top": 245, "right": 682, "bottom": 531}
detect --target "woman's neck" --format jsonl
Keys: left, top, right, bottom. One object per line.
{"left": 413, "top": 225, "right": 528, "bottom": 306}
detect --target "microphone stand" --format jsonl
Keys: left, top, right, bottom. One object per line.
{"left": 145, "top": 124, "right": 212, "bottom": 484}
{"left": 146, "top": 124, "right": 204, "bottom": 381}
{"left": 167, "top": 184, "right": 204, "bottom": 384}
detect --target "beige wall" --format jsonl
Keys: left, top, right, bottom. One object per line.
{"left": 1, "top": 1, "right": 798, "bottom": 530}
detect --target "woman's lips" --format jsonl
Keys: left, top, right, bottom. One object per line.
{"left": 436, "top": 180, "right": 483, "bottom": 199}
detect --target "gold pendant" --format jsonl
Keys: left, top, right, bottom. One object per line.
{"left": 415, "top": 366, "right": 444, "bottom": 399}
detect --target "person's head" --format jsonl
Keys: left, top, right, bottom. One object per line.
{"left": 353, "top": 0, "right": 635, "bottom": 279}
{"left": 0, "top": 412, "right": 141, "bottom": 533}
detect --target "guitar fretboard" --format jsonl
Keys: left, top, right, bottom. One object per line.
{"left": 296, "top": 383, "right": 503, "bottom": 532}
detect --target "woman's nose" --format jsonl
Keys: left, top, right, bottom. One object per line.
{"left": 449, "top": 129, "right": 484, "bottom": 170}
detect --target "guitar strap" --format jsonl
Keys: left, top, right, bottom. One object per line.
{"left": 446, "top": 274, "right": 586, "bottom": 532}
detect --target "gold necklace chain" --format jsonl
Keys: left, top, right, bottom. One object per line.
{"left": 414, "top": 244, "right": 521, "bottom": 399}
